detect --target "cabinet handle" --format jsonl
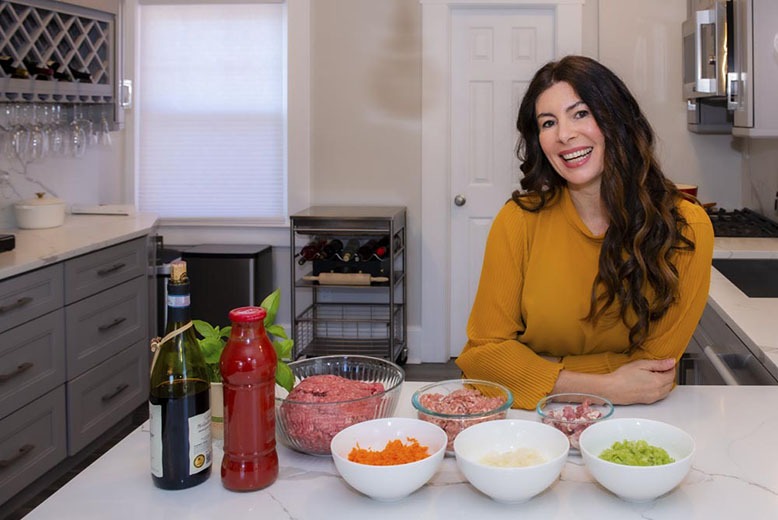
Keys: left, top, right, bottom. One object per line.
{"left": 0, "top": 296, "right": 33, "bottom": 314}
{"left": 0, "top": 362, "right": 34, "bottom": 383}
{"left": 96, "top": 262, "right": 126, "bottom": 276}
{"left": 0, "top": 444, "right": 35, "bottom": 469}
{"left": 101, "top": 383, "right": 129, "bottom": 402}
{"left": 702, "top": 345, "right": 740, "bottom": 386}
{"left": 98, "top": 316, "right": 127, "bottom": 332}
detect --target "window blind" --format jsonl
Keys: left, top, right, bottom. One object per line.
{"left": 136, "top": 3, "right": 286, "bottom": 220}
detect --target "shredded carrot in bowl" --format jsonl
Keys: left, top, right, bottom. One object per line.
{"left": 348, "top": 437, "right": 430, "bottom": 465}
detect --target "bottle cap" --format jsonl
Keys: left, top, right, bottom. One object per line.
{"left": 229, "top": 306, "right": 267, "bottom": 323}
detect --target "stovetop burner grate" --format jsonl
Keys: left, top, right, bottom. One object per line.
{"left": 706, "top": 208, "right": 778, "bottom": 238}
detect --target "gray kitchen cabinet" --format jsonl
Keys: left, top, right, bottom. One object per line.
{"left": 65, "top": 275, "right": 147, "bottom": 379}
{"left": 66, "top": 339, "right": 147, "bottom": 454}
{"left": 0, "top": 235, "right": 150, "bottom": 506}
{"left": 0, "top": 310, "right": 66, "bottom": 420}
{"left": 0, "top": 264, "right": 64, "bottom": 333}
{"left": 0, "top": 387, "right": 67, "bottom": 507}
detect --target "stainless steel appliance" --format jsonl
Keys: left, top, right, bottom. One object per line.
{"left": 678, "top": 208, "right": 778, "bottom": 385}
{"left": 683, "top": 0, "right": 778, "bottom": 136}
{"left": 683, "top": 0, "right": 732, "bottom": 100}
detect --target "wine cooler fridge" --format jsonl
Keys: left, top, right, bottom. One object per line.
{"left": 289, "top": 206, "right": 407, "bottom": 364}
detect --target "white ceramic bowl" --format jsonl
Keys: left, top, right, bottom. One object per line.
{"left": 14, "top": 193, "right": 66, "bottom": 229}
{"left": 330, "top": 417, "right": 447, "bottom": 501}
{"left": 579, "top": 418, "right": 695, "bottom": 502}
{"left": 453, "top": 419, "right": 570, "bottom": 503}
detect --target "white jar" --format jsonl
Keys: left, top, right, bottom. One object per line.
{"left": 14, "top": 192, "right": 67, "bottom": 229}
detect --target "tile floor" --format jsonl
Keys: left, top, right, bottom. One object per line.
{"left": 3, "top": 360, "right": 460, "bottom": 519}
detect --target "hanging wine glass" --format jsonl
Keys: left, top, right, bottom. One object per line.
{"left": 28, "top": 104, "right": 49, "bottom": 161}
{"left": 70, "top": 105, "right": 87, "bottom": 158}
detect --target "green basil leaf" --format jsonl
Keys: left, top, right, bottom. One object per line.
{"left": 276, "top": 360, "right": 295, "bottom": 392}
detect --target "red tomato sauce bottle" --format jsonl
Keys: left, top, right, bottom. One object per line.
{"left": 220, "top": 306, "right": 278, "bottom": 491}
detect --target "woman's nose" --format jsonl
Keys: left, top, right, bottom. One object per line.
{"left": 556, "top": 119, "right": 577, "bottom": 142}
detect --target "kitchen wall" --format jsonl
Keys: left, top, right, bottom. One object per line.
{"left": 2, "top": 0, "right": 777, "bottom": 360}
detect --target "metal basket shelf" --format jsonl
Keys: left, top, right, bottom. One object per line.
{"left": 294, "top": 302, "right": 405, "bottom": 360}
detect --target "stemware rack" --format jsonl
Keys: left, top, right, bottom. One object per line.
{"left": 0, "top": 0, "right": 125, "bottom": 127}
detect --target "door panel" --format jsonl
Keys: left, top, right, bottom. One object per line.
{"left": 450, "top": 8, "right": 555, "bottom": 355}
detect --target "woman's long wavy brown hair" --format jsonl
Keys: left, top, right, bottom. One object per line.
{"left": 512, "top": 55, "right": 695, "bottom": 350}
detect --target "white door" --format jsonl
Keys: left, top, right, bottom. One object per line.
{"left": 449, "top": 8, "right": 555, "bottom": 355}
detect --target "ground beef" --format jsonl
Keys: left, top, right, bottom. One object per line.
{"left": 279, "top": 375, "right": 385, "bottom": 454}
{"left": 418, "top": 388, "right": 507, "bottom": 452}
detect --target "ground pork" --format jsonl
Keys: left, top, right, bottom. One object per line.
{"left": 418, "top": 387, "right": 507, "bottom": 452}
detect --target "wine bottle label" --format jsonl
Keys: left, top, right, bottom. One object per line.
{"left": 149, "top": 402, "right": 163, "bottom": 478}
{"left": 166, "top": 293, "right": 190, "bottom": 308}
{"left": 188, "top": 409, "right": 212, "bottom": 474}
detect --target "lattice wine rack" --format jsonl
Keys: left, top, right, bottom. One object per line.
{"left": 0, "top": 0, "right": 117, "bottom": 105}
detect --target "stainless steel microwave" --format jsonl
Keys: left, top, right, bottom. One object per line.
{"left": 682, "top": 0, "right": 733, "bottom": 100}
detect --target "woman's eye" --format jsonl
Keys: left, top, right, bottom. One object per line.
{"left": 574, "top": 109, "right": 589, "bottom": 119}
{"left": 539, "top": 120, "right": 555, "bottom": 129}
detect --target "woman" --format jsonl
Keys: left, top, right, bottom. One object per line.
{"left": 455, "top": 56, "right": 713, "bottom": 410}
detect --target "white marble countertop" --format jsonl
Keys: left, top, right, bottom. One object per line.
{"left": 24, "top": 382, "right": 778, "bottom": 520}
{"left": 0, "top": 213, "right": 158, "bottom": 280}
{"left": 709, "top": 237, "right": 778, "bottom": 378}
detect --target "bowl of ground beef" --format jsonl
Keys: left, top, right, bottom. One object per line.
{"left": 411, "top": 379, "right": 513, "bottom": 455}
{"left": 275, "top": 355, "right": 405, "bottom": 456}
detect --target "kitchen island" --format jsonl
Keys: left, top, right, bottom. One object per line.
{"left": 24, "top": 382, "right": 778, "bottom": 520}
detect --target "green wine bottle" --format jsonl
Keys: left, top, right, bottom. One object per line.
{"left": 149, "top": 260, "right": 212, "bottom": 490}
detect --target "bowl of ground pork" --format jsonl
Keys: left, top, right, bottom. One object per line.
{"left": 411, "top": 379, "right": 513, "bottom": 455}
{"left": 275, "top": 355, "right": 405, "bottom": 455}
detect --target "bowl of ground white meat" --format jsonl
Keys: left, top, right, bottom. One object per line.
{"left": 275, "top": 355, "right": 405, "bottom": 455}
{"left": 411, "top": 379, "right": 513, "bottom": 455}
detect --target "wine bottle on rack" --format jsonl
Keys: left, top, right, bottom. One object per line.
{"left": 357, "top": 239, "right": 378, "bottom": 261}
{"left": 297, "top": 238, "right": 326, "bottom": 265}
{"left": 68, "top": 65, "right": 92, "bottom": 82}
{"left": 149, "top": 260, "right": 212, "bottom": 490}
{"left": 46, "top": 61, "right": 72, "bottom": 81}
{"left": 320, "top": 239, "right": 343, "bottom": 260}
{"left": 373, "top": 235, "right": 401, "bottom": 259}
{"left": 0, "top": 56, "right": 29, "bottom": 79}
{"left": 340, "top": 238, "right": 361, "bottom": 262}
{"left": 23, "top": 58, "right": 53, "bottom": 80}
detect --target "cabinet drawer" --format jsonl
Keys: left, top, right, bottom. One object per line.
{"left": 0, "top": 386, "right": 67, "bottom": 507}
{"left": 64, "top": 238, "right": 147, "bottom": 304}
{"left": 65, "top": 276, "right": 148, "bottom": 379}
{"left": 0, "top": 310, "right": 66, "bottom": 420}
{"left": 66, "top": 341, "right": 148, "bottom": 455}
{"left": 0, "top": 264, "right": 64, "bottom": 334}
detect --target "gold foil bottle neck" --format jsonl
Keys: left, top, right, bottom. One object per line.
{"left": 170, "top": 260, "right": 188, "bottom": 283}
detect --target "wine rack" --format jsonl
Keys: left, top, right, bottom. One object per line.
{"left": 289, "top": 206, "right": 407, "bottom": 364}
{"left": 0, "top": 0, "right": 124, "bottom": 125}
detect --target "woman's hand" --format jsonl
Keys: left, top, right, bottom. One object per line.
{"left": 606, "top": 358, "right": 677, "bottom": 405}
{"left": 552, "top": 358, "right": 677, "bottom": 405}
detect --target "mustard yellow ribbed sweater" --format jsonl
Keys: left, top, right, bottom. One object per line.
{"left": 455, "top": 188, "right": 714, "bottom": 409}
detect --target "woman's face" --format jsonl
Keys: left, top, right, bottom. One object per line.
{"left": 535, "top": 81, "right": 605, "bottom": 193}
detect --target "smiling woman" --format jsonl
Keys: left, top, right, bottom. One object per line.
{"left": 456, "top": 55, "right": 715, "bottom": 410}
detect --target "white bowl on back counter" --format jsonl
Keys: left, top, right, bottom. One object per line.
{"left": 14, "top": 193, "right": 66, "bottom": 229}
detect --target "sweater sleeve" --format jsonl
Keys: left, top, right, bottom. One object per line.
{"left": 562, "top": 202, "right": 714, "bottom": 374}
{"left": 455, "top": 204, "right": 563, "bottom": 410}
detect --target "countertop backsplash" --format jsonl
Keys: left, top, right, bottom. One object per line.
{"left": 0, "top": 137, "right": 125, "bottom": 228}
